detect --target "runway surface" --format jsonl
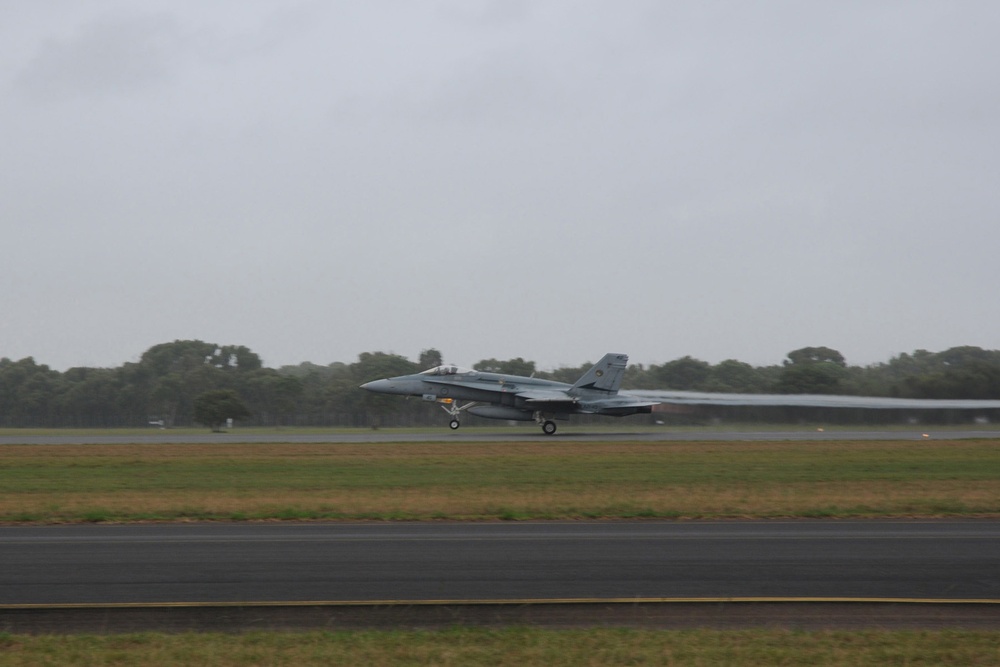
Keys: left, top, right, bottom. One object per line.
{"left": 3, "top": 428, "right": 999, "bottom": 445}
{"left": 3, "top": 521, "right": 999, "bottom": 606}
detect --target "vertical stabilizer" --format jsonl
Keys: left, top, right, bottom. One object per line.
{"left": 571, "top": 353, "right": 629, "bottom": 393}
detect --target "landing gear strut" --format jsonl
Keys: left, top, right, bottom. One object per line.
{"left": 440, "top": 400, "right": 479, "bottom": 430}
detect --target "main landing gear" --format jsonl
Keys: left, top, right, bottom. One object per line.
{"left": 535, "top": 411, "right": 557, "bottom": 436}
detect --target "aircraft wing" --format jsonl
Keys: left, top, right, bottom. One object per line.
{"left": 516, "top": 389, "right": 580, "bottom": 407}
{"left": 629, "top": 390, "right": 1000, "bottom": 410}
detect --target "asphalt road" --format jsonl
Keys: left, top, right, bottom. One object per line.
{"left": 3, "top": 521, "right": 998, "bottom": 606}
{"left": 3, "top": 428, "right": 999, "bottom": 445}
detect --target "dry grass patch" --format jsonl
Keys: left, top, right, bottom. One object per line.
{"left": 0, "top": 629, "right": 998, "bottom": 666}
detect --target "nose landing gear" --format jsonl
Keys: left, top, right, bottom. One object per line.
{"left": 440, "top": 400, "right": 479, "bottom": 430}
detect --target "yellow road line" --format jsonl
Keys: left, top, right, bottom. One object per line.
{"left": 3, "top": 597, "right": 999, "bottom": 610}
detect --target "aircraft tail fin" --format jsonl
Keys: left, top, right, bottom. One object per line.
{"left": 571, "top": 353, "right": 629, "bottom": 394}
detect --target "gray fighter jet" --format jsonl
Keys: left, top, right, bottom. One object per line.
{"left": 360, "top": 353, "right": 657, "bottom": 435}
{"left": 362, "top": 352, "right": 1000, "bottom": 435}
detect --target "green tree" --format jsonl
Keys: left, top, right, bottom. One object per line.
{"left": 140, "top": 340, "right": 218, "bottom": 376}
{"left": 901, "top": 346, "right": 1000, "bottom": 399}
{"left": 58, "top": 367, "right": 123, "bottom": 427}
{"left": 705, "top": 359, "right": 765, "bottom": 393}
{"left": 209, "top": 345, "right": 263, "bottom": 371}
{"left": 419, "top": 349, "right": 443, "bottom": 370}
{"left": 774, "top": 347, "right": 849, "bottom": 394}
{"left": 133, "top": 340, "right": 265, "bottom": 425}
{"left": 785, "top": 346, "right": 846, "bottom": 367}
{"left": 353, "top": 352, "right": 419, "bottom": 384}
{"left": 193, "top": 389, "right": 251, "bottom": 432}
{"left": 473, "top": 357, "right": 536, "bottom": 376}
{"left": 775, "top": 362, "right": 848, "bottom": 394}
{"left": 652, "top": 356, "right": 711, "bottom": 390}
{"left": 0, "top": 357, "right": 63, "bottom": 426}
{"left": 243, "top": 371, "right": 304, "bottom": 426}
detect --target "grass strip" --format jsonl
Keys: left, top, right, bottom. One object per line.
{"left": 1, "top": 628, "right": 999, "bottom": 666}
{"left": 1, "top": 440, "right": 998, "bottom": 522}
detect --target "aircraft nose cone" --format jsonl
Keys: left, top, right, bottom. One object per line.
{"left": 360, "top": 379, "right": 391, "bottom": 392}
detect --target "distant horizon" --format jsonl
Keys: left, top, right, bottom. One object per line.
{"left": 4, "top": 338, "right": 996, "bottom": 374}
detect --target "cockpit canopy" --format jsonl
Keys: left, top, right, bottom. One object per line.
{"left": 419, "top": 365, "right": 475, "bottom": 377}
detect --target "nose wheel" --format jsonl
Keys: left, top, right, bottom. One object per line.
{"left": 440, "top": 400, "right": 479, "bottom": 430}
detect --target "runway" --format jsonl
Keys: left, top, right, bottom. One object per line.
{"left": 3, "top": 521, "right": 998, "bottom": 631}
{"left": 3, "top": 521, "right": 999, "bottom": 605}
{"left": 3, "top": 428, "right": 999, "bottom": 445}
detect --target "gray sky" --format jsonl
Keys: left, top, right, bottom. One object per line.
{"left": 3, "top": 1, "right": 998, "bottom": 372}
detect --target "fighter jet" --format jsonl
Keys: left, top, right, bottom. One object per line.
{"left": 362, "top": 352, "right": 1000, "bottom": 435}
{"left": 360, "top": 353, "right": 657, "bottom": 435}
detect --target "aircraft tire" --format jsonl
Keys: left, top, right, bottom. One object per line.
{"left": 542, "top": 420, "right": 557, "bottom": 435}
{"left": 449, "top": 419, "right": 460, "bottom": 430}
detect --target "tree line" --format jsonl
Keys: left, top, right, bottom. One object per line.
{"left": 1, "top": 341, "right": 999, "bottom": 428}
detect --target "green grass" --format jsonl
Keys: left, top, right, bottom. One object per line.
{"left": 3, "top": 440, "right": 995, "bottom": 492}
{"left": 0, "top": 628, "right": 998, "bottom": 666}
{"left": 0, "top": 426, "right": 381, "bottom": 437}
{"left": 1, "top": 439, "right": 999, "bottom": 522}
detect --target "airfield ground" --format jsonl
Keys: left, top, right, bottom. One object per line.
{"left": 1, "top": 435, "right": 998, "bottom": 523}
{"left": 1, "top": 628, "right": 999, "bottom": 666}
{"left": 2, "top": 429, "right": 998, "bottom": 663}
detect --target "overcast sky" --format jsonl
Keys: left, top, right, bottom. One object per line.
{"left": 2, "top": 1, "right": 998, "bottom": 372}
